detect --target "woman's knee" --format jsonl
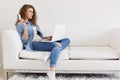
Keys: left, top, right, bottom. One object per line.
{"left": 64, "top": 38, "right": 71, "bottom": 45}
{"left": 51, "top": 42, "right": 59, "bottom": 47}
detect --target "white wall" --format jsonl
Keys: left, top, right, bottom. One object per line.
{"left": 1, "top": 0, "right": 120, "bottom": 65}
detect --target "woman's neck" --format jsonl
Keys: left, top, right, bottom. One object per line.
{"left": 25, "top": 19, "right": 28, "bottom": 22}
{"left": 24, "top": 17, "right": 29, "bottom": 21}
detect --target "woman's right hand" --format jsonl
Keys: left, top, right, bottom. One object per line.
{"left": 19, "top": 18, "right": 26, "bottom": 27}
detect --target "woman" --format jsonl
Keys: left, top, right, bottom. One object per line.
{"left": 15, "top": 4, "right": 70, "bottom": 80}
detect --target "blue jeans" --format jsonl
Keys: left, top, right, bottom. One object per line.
{"left": 32, "top": 38, "right": 70, "bottom": 67}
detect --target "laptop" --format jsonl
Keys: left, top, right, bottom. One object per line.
{"left": 40, "top": 24, "right": 66, "bottom": 42}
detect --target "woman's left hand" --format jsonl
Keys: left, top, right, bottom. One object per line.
{"left": 43, "top": 36, "right": 52, "bottom": 41}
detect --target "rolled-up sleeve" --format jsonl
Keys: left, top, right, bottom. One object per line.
{"left": 16, "top": 22, "right": 28, "bottom": 43}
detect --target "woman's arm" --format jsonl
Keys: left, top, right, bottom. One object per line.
{"left": 16, "top": 20, "right": 29, "bottom": 43}
{"left": 36, "top": 26, "right": 44, "bottom": 39}
{"left": 20, "top": 19, "right": 29, "bottom": 41}
{"left": 23, "top": 25, "right": 29, "bottom": 41}
{"left": 36, "top": 26, "right": 52, "bottom": 40}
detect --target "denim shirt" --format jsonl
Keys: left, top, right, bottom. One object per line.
{"left": 16, "top": 21, "right": 44, "bottom": 51}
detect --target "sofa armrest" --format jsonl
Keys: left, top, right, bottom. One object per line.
{"left": 2, "top": 29, "right": 23, "bottom": 68}
{"left": 109, "top": 28, "right": 120, "bottom": 59}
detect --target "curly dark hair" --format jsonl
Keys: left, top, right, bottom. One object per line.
{"left": 15, "top": 4, "right": 37, "bottom": 26}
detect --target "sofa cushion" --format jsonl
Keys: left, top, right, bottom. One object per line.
{"left": 19, "top": 47, "right": 69, "bottom": 60}
{"left": 69, "top": 46, "right": 119, "bottom": 60}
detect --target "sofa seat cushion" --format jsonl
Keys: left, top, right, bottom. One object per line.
{"left": 69, "top": 46, "right": 119, "bottom": 60}
{"left": 19, "top": 47, "right": 69, "bottom": 60}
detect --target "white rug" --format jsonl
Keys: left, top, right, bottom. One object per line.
{"left": 9, "top": 73, "right": 120, "bottom": 80}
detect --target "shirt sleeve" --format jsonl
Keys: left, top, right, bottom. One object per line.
{"left": 16, "top": 22, "right": 28, "bottom": 43}
{"left": 36, "top": 26, "right": 44, "bottom": 39}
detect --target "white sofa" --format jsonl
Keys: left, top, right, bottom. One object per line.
{"left": 2, "top": 27, "right": 120, "bottom": 80}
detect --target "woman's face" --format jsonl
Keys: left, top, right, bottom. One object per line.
{"left": 25, "top": 8, "right": 33, "bottom": 20}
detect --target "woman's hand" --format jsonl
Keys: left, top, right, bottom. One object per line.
{"left": 20, "top": 18, "right": 26, "bottom": 26}
{"left": 43, "top": 36, "right": 62, "bottom": 47}
{"left": 43, "top": 36, "right": 52, "bottom": 41}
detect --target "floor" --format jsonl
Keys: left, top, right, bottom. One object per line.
{"left": 0, "top": 66, "right": 120, "bottom": 80}
{"left": 8, "top": 73, "right": 120, "bottom": 80}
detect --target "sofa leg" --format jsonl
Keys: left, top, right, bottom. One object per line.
{"left": 4, "top": 70, "right": 8, "bottom": 80}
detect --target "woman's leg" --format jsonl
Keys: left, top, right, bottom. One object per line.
{"left": 49, "top": 45, "right": 60, "bottom": 72}
{"left": 32, "top": 38, "right": 70, "bottom": 79}
{"left": 32, "top": 41, "right": 55, "bottom": 51}
{"left": 32, "top": 41, "right": 61, "bottom": 80}
{"left": 32, "top": 41, "right": 61, "bottom": 71}
{"left": 49, "top": 38, "right": 70, "bottom": 66}
{"left": 32, "top": 38, "right": 70, "bottom": 67}
{"left": 49, "top": 38, "right": 70, "bottom": 72}
{"left": 56, "top": 38, "right": 71, "bottom": 51}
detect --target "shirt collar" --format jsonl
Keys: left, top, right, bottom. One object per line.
{"left": 25, "top": 20, "right": 30, "bottom": 24}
